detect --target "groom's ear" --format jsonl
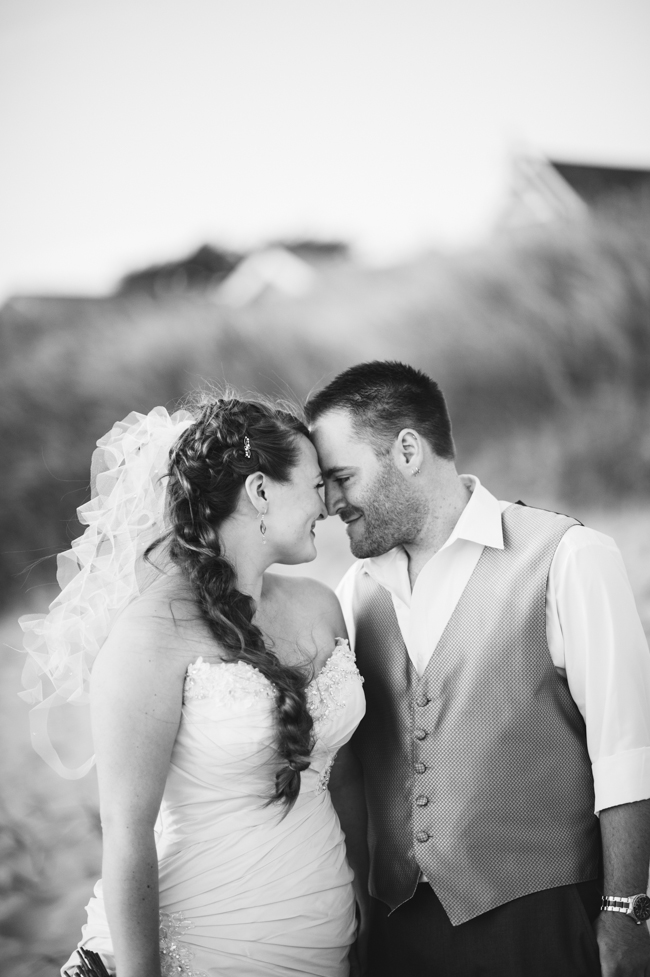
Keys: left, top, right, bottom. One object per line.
{"left": 392, "top": 428, "right": 423, "bottom": 478}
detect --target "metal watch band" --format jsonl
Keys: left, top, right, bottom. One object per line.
{"left": 601, "top": 894, "right": 650, "bottom": 924}
{"left": 601, "top": 896, "right": 631, "bottom": 913}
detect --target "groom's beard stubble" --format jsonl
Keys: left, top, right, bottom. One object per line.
{"left": 341, "top": 462, "right": 428, "bottom": 559}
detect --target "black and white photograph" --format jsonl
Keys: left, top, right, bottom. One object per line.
{"left": 1, "top": 1, "right": 650, "bottom": 975}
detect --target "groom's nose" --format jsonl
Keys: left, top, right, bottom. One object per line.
{"left": 324, "top": 481, "right": 344, "bottom": 516}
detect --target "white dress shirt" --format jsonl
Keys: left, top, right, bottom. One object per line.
{"left": 336, "top": 475, "right": 650, "bottom": 814}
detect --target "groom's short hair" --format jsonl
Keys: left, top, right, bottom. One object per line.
{"left": 305, "top": 360, "right": 455, "bottom": 460}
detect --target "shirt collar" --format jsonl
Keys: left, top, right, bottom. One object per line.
{"left": 361, "top": 473, "right": 504, "bottom": 578}
{"left": 447, "top": 474, "right": 504, "bottom": 550}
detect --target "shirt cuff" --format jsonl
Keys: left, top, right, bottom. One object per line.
{"left": 592, "top": 748, "right": 650, "bottom": 813}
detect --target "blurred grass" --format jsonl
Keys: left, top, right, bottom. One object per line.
{"left": 0, "top": 609, "right": 101, "bottom": 977}
{"left": 1, "top": 198, "right": 650, "bottom": 972}
{"left": 2, "top": 201, "right": 650, "bottom": 606}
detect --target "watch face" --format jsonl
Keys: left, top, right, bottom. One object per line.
{"left": 631, "top": 895, "right": 650, "bottom": 922}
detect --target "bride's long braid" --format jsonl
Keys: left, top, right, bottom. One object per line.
{"left": 166, "top": 397, "right": 314, "bottom": 809}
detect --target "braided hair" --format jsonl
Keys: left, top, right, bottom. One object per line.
{"left": 165, "top": 395, "right": 313, "bottom": 810}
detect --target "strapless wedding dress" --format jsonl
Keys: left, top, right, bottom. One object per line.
{"left": 64, "top": 640, "right": 365, "bottom": 977}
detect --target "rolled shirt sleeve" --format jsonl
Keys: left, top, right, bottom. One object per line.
{"left": 546, "top": 526, "right": 650, "bottom": 812}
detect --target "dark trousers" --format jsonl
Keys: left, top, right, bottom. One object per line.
{"left": 367, "top": 880, "right": 602, "bottom": 977}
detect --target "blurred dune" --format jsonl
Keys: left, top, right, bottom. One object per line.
{"left": 1, "top": 200, "right": 649, "bottom": 606}
{"left": 1, "top": 200, "right": 650, "bottom": 972}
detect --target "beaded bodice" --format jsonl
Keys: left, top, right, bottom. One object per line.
{"left": 183, "top": 638, "right": 361, "bottom": 730}
{"left": 154, "top": 639, "right": 365, "bottom": 865}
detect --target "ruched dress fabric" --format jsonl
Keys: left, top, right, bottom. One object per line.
{"left": 68, "top": 640, "right": 365, "bottom": 977}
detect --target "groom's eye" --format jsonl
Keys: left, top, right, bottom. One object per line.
{"left": 336, "top": 476, "right": 351, "bottom": 485}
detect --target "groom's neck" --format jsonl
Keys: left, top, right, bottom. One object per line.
{"left": 403, "top": 467, "right": 471, "bottom": 588}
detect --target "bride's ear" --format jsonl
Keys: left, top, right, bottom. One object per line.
{"left": 244, "top": 472, "right": 268, "bottom": 514}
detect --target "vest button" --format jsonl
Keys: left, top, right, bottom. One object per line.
{"left": 415, "top": 795, "right": 429, "bottom": 807}
{"left": 415, "top": 830, "right": 430, "bottom": 843}
{"left": 414, "top": 728, "right": 427, "bottom": 740}
{"left": 414, "top": 762, "right": 427, "bottom": 774}
{"left": 415, "top": 694, "right": 430, "bottom": 707}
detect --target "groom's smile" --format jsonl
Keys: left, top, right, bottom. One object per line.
{"left": 339, "top": 507, "right": 363, "bottom": 526}
{"left": 309, "top": 409, "right": 428, "bottom": 559}
{"left": 342, "top": 513, "right": 364, "bottom": 542}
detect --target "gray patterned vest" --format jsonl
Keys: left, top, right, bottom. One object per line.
{"left": 352, "top": 503, "right": 601, "bottom": 926}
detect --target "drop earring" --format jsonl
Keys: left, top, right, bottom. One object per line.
{"left": 260, "top": 512, "right": 267, "bottom": 543}
{"left": 412, "top": 467, "right": 421, "bottom": 477}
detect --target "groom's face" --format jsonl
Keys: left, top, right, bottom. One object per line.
{"left": 310, "top": 409, "right": 423, "bottom": 559}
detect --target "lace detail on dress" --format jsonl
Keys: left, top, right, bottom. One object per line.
{"left": 307, "top": 640, "right": 363, "bottom": 736}
{"left": 159, "top": 911, "right": 207, "bottom": 977}
{"left": 315, "top": 750, "right": 339, "bottom": 794}
{"left": 184, "top": 658, "right": 276, "bottom": 705}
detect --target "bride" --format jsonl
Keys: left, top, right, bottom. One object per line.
{"left": 21, "top": 395, "right": 366, "bottom": 977}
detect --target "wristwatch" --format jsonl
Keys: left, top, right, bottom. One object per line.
{"left": 601, "top": 894, "right": 650, "bottom": 925}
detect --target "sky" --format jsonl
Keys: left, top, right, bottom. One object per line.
{"left": 1, "top": 0, "right": 649, "bottom": 299}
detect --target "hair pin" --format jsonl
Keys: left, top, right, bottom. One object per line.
{"left": 243, "top": 436, "right": 251, "bottom": 459}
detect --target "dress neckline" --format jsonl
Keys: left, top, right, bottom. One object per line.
{"left": 186, "top": 637, "right": 350, "bottom": 690}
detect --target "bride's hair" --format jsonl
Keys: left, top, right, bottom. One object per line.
{"left": 165, "top": 395, "right": 314, "bottom": 809}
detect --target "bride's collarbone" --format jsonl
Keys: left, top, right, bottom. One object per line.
{"left": 254, "top": 573, "right": 339, "bottom": 674}
{"left": 173, "top": 608, "right": 311, "bottom": 673}
{"left": 254, "top": 621, "right": 333, "bottom": 677}
{"left": 165, "top": 574, "right": 334, "bottom": 674}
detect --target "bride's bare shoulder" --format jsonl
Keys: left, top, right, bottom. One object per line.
{"left": 265, "top": 572, "right": 337, "bottom": 602}
{"left": 265, "top": 573, "right": 345, "bottom": 635}
{"left": 115, "top": 571, "right": 196, "bottom": 627}
{"left": 99, "top": 570, "right": 217, "bottom": 673}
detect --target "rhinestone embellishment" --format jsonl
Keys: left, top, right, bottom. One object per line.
{"left": 315, "top": 750, "right": 339, "bottom": 794}
{"left": 307, "top": 641, "right": 362, "bottom": 735}
{"left": 159, "top": 911, "right": 207, "bottom": 977}
{"left": 184, "top": 658, "right": 275, "bottom": 705}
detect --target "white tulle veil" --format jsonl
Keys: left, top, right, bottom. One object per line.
{"left": 18, "top": 405, "right": 194, "bottom": 779}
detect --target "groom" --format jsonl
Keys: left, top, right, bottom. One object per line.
{"left": 307, "top": 360, "right": 650, "bottom": 977}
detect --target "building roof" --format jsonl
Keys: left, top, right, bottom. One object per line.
{"left": 549, "top": 161, "right": 650, "bottom": 206}
{"left": 498, "top": 156, "right": 650, "bottom": 231}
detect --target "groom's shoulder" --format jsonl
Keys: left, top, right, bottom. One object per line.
{"left": 335, "top": 560, "right": 365, "bottom": 601}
